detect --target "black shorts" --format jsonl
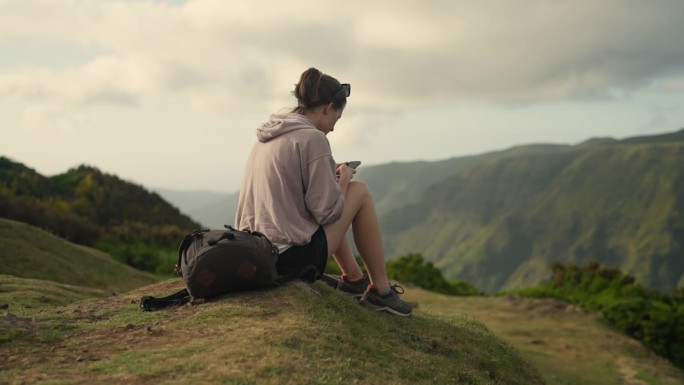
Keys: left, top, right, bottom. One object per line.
{"left": 275, "top": 226, "right": 328, "bottom": 280}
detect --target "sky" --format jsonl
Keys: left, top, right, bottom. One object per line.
{"left": 2, "top": 0, "right": 684, "bottom": 193}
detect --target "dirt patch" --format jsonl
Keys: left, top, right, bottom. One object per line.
{"left": 0, "top": 312, "right": 41, "bottom": 331}
{"left": 615, "top": 357, "right": 650, "bottom": 385}
{"left": 503, "top": 295, "right": 585, "bottom": 314}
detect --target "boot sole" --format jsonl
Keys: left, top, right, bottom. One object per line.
{"left": 360, "top": 299, "right": 412, "bottom": 317}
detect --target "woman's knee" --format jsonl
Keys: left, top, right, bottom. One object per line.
{"left": 346, "top": 180, "right": 373, "bottom": 203}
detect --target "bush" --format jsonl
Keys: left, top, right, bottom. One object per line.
{"left": 387, "top": 253, "right": 480, "bottom": 296}
{"left": 514, "top": 260, "right": 684, "bottom": 369}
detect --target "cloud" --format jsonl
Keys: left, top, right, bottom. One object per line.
{"left": 1, "top": 0, "right": 684, "bottom": 120}
{"left": 658, "top": 77, "right": 684, "bottom": 93}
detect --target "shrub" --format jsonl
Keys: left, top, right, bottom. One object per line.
{"left": 387, "top": 253, "right": 480, "bottom": 296}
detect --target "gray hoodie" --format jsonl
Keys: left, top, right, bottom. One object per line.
{"left": 234, "top": 113, "right": 344, "bottom": 245}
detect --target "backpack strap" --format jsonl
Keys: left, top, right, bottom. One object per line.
{"left": 175, "top": 230, "right": 207, "bottom": 277}
{"left": 140, "top": 288, "right": 191, "bottom": 311}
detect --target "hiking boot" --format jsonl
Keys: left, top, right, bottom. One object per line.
{"left": 360, "top": 284, "right": 413, "bottom": 317}
{"left": 336, "top": 274, "right": 370, "bottom": 299}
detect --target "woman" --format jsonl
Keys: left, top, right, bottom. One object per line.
{"left": 235, "top": 68, "right": 412, "bottom": 316}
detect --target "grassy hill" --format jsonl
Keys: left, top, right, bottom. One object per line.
{"left": 0, "top": 218, "right": 157, "bottom": 293}
{"left": 3, "top": 277, "right": 683, "bottom": 384}
{"left": 1, "top": 218, "right": 681, "bottom": 384}
{"left": 1, "top": 279, "right": 545, "bottom": 385}
{"left": 403, "top": 287, "right": 684, "bottom": 385}
{"left": 0, "top": 157, "right": 202, "bottom": 273}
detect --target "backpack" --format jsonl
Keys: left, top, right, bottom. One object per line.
{"left": 140, "top": 226, "right": 318, "bottom": 311}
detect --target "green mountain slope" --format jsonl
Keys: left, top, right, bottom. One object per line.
{"left": 1, "top": 279, "right": 545, "bottom": 385}
{"left": 0, "top": 157, "right": 202, "bottom": 272}
{"left": 355, "top": 143, "right": 573, "bottom": 216}
{"left": 380, "top": 138, "right": 684, "bottom": 293}
{"left": 0, "top": 218, "right": 157, "bottom": 292}
{"left": 0, "top": 157, "right": 200, "bottom": 239}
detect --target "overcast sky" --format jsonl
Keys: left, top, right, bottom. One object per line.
{"left": 2, "top": 0, "right": 684, "bottom": 193}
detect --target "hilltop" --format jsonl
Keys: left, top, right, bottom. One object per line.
{"left": 0, "top": 278, "right": 545, "bottom": 385}
{"left": 0, "top": 219, "right": 542, "bottom": 383}
{"left": 1, "top": 219, "right": 683, "bottom": 383}
{"left": 3, "top": 275, "right": 683, "bottom": 385}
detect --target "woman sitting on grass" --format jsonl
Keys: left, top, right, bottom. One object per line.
{"left": 235, "top": 67, "right": 412, "bottom": 316}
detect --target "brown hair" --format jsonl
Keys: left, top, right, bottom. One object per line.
{"left": 292, "top": 67, "right": 347, "bottom": 114}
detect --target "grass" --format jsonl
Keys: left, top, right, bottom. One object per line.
{"left": 1, "top": 278, "right": 545, "bottom": 385}
{"left": 2, "top": 215, "right": 681, "bottom": 384}
{"left": 0, "top": 218, "right": 158, "bottom": 292}
{"left": 3, "top": 276, "right": 684, "bottom": 384}
{"left": 402, "top": 287, "right": 684, "bottom": 385}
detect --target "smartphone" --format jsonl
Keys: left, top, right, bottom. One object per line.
{"left": 347, "top": 161, "right": 361, "bottom": 169}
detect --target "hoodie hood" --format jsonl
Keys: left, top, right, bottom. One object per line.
{"left": 256, "top": 113, "right": 316, "bottom": 143}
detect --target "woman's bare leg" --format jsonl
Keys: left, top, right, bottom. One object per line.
{"left": 324, "top": 181, "right": 389, "bottom": 290}
{"left": 332, "top": 236, "right": 364, "bottom": 281}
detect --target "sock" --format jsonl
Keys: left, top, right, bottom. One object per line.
{"left": 369, "top": 284, "right": 392, "bottom": 295}
{"left": 378, "top": 286, "right": 392, "bottom": 295}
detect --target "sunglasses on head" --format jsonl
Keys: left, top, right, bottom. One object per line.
{"left": 332, "top": 83, "right": 351, "bottom": 99}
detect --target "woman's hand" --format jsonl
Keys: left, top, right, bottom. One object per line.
{"left": 336, "top": 163, "right": 356, "bottom": 185}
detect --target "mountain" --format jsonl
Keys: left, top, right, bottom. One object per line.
{"left": 377, "top": 129, "right": 684, "bottom": 293}
{"left": 355, "top": 143, "right": 575, "bottom": 216}
{"left": 0, "top": 157, "right": 202, "bottom": 272}
{"left": 154, "top": 188, "right": 239, "bottom": 229}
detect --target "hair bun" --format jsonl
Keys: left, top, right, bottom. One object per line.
{"left": 292, "top": 67, "right": 345, "bottom": 113}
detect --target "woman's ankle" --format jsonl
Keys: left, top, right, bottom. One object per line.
{"left": 342, "top": 272, "right": 365, "bottom": 282}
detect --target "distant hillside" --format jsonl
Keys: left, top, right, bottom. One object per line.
{"left": 155, "top": 188, "right": 238, "bottom": 229}
{"left": 0, "top": 218, "right": 157, "bottom": 292}
{"left": 619, "top": 127, "right": 684, "bottom": 144}
{"left": 355, "top": 143, "right": 574, "bottom": 216}
{"left": 161, "top": 144, "right": 576, "bottom": 228}
{"left": 357, "top": 129, "right": 684, "bottom": 219}
{"left": 378, "top": 133, "right": 684, "bottom": 293}
{"left": 0, "top": 157, "right": 202, "bottom": 273}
